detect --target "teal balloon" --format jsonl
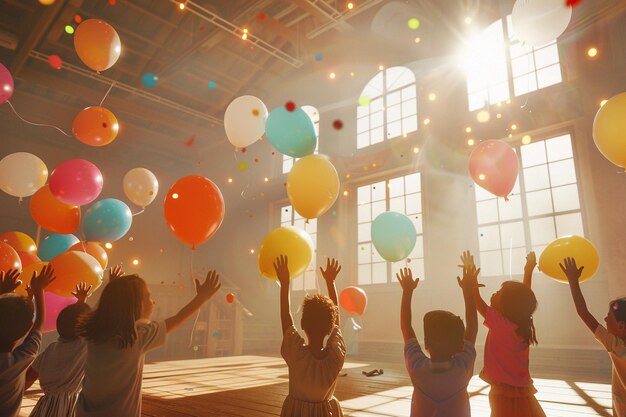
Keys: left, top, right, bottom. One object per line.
{"left": 142, "top": 73, "right": 158, "bottom": 88}
{"left": 371, "top": 212, "right": 417, "bottom": 262}
{"left": 83, "top": 198, "right": 132, "bottom": 242}
{"left": 265, "top": 106, "right": 317, "bottom": 157}
{"left": 38, "top": 233, "right": 79, "bottom": 261}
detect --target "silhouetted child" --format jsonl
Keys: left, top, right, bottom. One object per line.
{"left": 398, "top": 250, "right": 478, "bottom": 417}
{"left": 75, "top": 270, "right": 221, "bottom": 417}
{"left": 274, "top": 256, "right": 345, "bottom": 417}
{"left": 0, "top": 265, "right": 56, "bottom": 417}
{"left": 474, "top": 252, "right": 545, "bottom": 417}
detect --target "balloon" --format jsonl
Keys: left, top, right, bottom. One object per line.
{"left": 593, "top": 92, "right": 626, "bottom": 170}
{"left": 511, "top": 0, "right": 572, "bottom": 47}
{"left": 123, "top": 168, "right": 158, "bottom": 208}
{"left": 141, "top": 73, "right": 158, "bottom": 88}
{"left": 17, "top": 251, "right": 40, "bottom": 268}
{"left": 339, "top": 287, "right": 368, "bottom": 316}
{"left": 371, "top": 212, "right": 417, "bottom": 262}
{"left": 30, "top": 185, "right": 81, "bottom": 234}
{"left": 83, "top": 199, "right": 132, "bottom": 243}
{"left": 38, "top": 233, "right": 79, "bottom": 262}
{"left": 164, "top": 176, "right": 225, "bottom": 247}
{"left": 0, "top": 152, "right": 48, "bottom": 198}
{"left": 14, "top": 261, "right": 48, "bottom": 297}
{"left": 74, "top": 19, "right": 121, "bottom": 72}
{"left": 0, "top": 63, "right": 14, "bottom": 104}
{"left": 49, "top": 251, "right": 103, "bottom": 298}
{"left": 43, "top": 292, "right": 76, "bottom": 333}
{"left": 538, "top": 235, "right": 599, "bottom": 283}
{"left": 72, "top": 106, "right": 119, "bottom": 147}
{"left": 226, "top": 293, "right": 235, "bottom": 303}
{"left": 70, "top": 242, "right": 108, "bottom": 269}
{"left": 0, "top": 232, "right": 37, "bottom": 255}
{"left": 0, "top": 241, "right": 21, "bottom": 273}
{"left": 287, "top": 154, "right": 339, "bottom": 219}
{"left": 49, "top": 159, "right": 103, "bottom": 206}
{"left": 469, "top": 140, "right": 519, "bottom": 200}
{"left": 224, "top": 95, "right": 268, "bottom": 148}
{"left": 265, "top": 106, "right": 317, "bottom": 157}
{"left": 258, "top": 226, "right": 313, "bottom": 280}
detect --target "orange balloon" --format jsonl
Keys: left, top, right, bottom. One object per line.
{"left": 164, "top": 176, "right": 225, "bottom": 247}
{"left": 74, "top": 19, "right": 121, "bottom": 72}
{"left": 30, "top": 185, "right": 81, "bottom": 234}
{"left": 72, "top": 106, "right": 119, "bottom": 146}
{"left": 14, "top": 261, "right": 48, "bottom": 297}
{"left": 70, "top": 242, "right": 108, "bottom": 269}
{"left": 49, "top": 251, "right": 103, "bottom": 298}
{"left": 0, "top": 231, "right": 37, "bottom": 255}
{"left": 339, "top": 286, "right": 368, "bottom": 316}
{"left": 17, "top": 251, "right": 40, "bottom": 268}
{"left": 0, "top": 241, "right": 22, "bottom": 273}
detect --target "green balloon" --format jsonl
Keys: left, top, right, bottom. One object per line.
{"left": 265, "top": 106, "right": 316, "bottom": 158}
{"left": 371, "top": 212, "right": 417, "bottom": 262}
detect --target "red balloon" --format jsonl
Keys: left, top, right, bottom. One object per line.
{"left": 0, "top": 241, "right": 22, "bottom": 273}
{"left": 226, "top": 293, "right": 235, "bottom": 303}
{"left": 339, "top": 286, "right": 367, "bottom": 316}
{"left": 468, "top": 140, "right": 519, "bottom": 200}
{"left": 164, "top": 176, "right": 225, "bottom": 248}
{"left": 17, "top": 251, "right": 40, "bottom": 268}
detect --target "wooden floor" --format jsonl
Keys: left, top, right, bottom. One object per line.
{"left": 20, "top": 355, "right": 614, "bottom": 416}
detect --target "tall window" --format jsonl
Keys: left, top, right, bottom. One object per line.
{"left": 475, "top": 134, "right": 583, "bottom": 277}
{"left": 280, "top": 205, "right": 318, "bottom": 291}
{"left": 357, "top": 173, "right": 424, "bottom": 285}
{"left": 357, "top": 67, "right": 417, "bottom": 149}
{"left": 282, "top": 105, "right": 319, "bottom": 174}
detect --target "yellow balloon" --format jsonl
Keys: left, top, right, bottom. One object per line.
{"left": 593, "top": 92, "right": 626, "bottom": 170}
{"left": 15, "top": 261, "right": 48, "bottom": 297}
{"left": 538, "top": 235, "right": 599, "bottom": 283}
{"left": 258, "top": 227, "right": 313, "bottom": 280}
{"left": 287, "top": 154, "right": 339, "bottom": 219}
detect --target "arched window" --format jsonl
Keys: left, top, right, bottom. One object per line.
{"left": 282, "top": 105, "right": 319, "bottom": 174}
{"left": 357, "top": 66, "right": 417, "bottom": 149}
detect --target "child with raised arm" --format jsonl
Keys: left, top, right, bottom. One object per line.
{"left": 561, "top": 257, "right": 626, "bottom": 416}
{"left": 398, "top": 250, "right": 478, "bottom": 417}
{"left": 0, "top": 265, "right": 56, "bottom": 417}
{"left": 474, "top": 251, "right": 545, "bottom": 417}
{"left": 274, "top": 255, "right": 346, "bottom": 417}
{"left": 75, "top": 270, "right": 221, "bottom": 417}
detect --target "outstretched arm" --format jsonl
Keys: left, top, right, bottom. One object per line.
{"left": 561, "top": 257, "right": 599, "bottom": 333}
{"left": 30, "top": 265, "right": 56, "bottom": 331}
{"left": 320, "top": 258, "right": 341, "bottom": 326}
{"left": 523, "top": 251, "right": 537, "bottom": 288}
{"left": 274, "top": 255, "right": 294, "bottom": 334}
{"left": 397, "top": 267, "right": 419, "bottom": 342}
{"left": 459, "top": 252, "right": 488, "bottom": 317}
{"left": 165, "top": 271, "right": 221, "bottom": 333}
{"left": 457, "top": 251, "right": 479, "bottom": 344}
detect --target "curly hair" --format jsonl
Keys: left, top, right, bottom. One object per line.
{"left": 0, "top": 294, "right": 34, "bottom": 346}
{"left": 300, "top": 294, "right": 338, "bottom": 337}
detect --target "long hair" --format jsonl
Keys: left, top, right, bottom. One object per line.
{"left": 77, "top": 275, "right": 148, "bottom": 348}
{"left": 499, "top": 281, "right": 538, "bottom": 345}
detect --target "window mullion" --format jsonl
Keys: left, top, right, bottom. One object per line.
{"left": 501, "top": 17, "right": 515, "bottom": 101}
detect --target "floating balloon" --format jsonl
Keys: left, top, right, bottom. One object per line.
{"left": 538, "top": 235, "right": 599, "bottom": 283}
{"left": 49, "top": 159, "right": 103, "bottom": 206}
{"left": 164, "top": 176, "right": 225, "bottom": 247}
{"left": 224, "top": 95, "right": 268, "bottom": 148}
{"left": 49, "top": 251, "right": 103, "bottom": 298}
{"left": 30, "top": 185, "right": 81, "bottom": 234}
{"left": 14, "top": 261, "right": 48, "bottom": 297}
{"left": 47, "top": 55, "right": 63, "bottom": 70}
{"left": 340, "top": 287, "right": 368, "bottom": 316}
{"left": 0, "top": 63, "right": 14, "bottom": 104}
{"left": 38, "top": 233, "right": 79, "bottom": 262}
{"left": 265, "top": 106, "right": 316, "bottom": 157}
{"left": 226, "top": 293, "right": 235, "bottom": 303}
{"left": 74, "top": 19, "right": 121, "bottom": 72}
{"left": 123, "top": 168, "right": 158, "bottom": 208}
{"left": 0, "top": 241, "right": 21, "bottom": 273}
{"left": 287, "top": 154, "right": 339, "bottom": 219}
{"left": 258, "top": 226, "right": 313, "bottom": 280}
{"left": 593, "top": 92, "right": 626, "bottom": 170}
{"left": 469, "top": 140, "right": 519, "bottom": 200}
{"left": 17, "top": 251, "right": 40, "bottom": 269}
{"left": 371, "top": 212, "right": 417, "bottom": 262}
{"left": 141, "top": 73, "right": 158, "bottom": 88}
{"left": 0, "top": 152, "right": 48, "bottom": 198}
{"left": 43, "top": 292, "right": 76, "bottom": 333}
{"left": 0, "top": 232, "right": 37, "bottom": 255}
{"left": 83, "top": 199, "right": 132, "bottom": 243}
{"left": 70, "top": 242, "right": 108, "bottom": 269}
{"left": 511, "top": 0, "right": 572, "bottom": 47}
{"left": 72, "top": 106, "right": 119, "bottom": 147}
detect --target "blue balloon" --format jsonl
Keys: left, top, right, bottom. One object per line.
{"left": 38, "top": 233, "right": 79, "bottom": 261}
{"left": 142, "top": 73, "right": 158, "bottom": 88}
{"left": 83, "top": 199, "right": 132, "bottom": 242}
{"left": 371, "top": 212, "right": 417, "bottom": 262}
{"left": 265, "top": 106, "right": 317, "bottom": 158}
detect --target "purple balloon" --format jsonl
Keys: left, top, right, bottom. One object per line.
{"left": 0, "top": 63, "right": 14, "bottom": 104}
{"left": 49, "top": 159, "right": 103, "bottom": 206}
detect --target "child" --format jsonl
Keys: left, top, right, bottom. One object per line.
{"left": 0, "top": 265, "right": 56, "bottom": 417}
{"left": 75, "top": 270, "right": 221, "bottom": 417}
{"left": 561, "top": 257, "right": 626, "bottom": 416}
{"left": 274, "top": 255, "right": 345, "bottom": 417}
{"left": 398, "top": 250, "right": 478, "bottom": 417}
{"left": 474, "top": 251, "right": 545, "bottom": 417}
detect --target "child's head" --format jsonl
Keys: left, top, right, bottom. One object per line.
{"left": 0, "top": 294, "right": 34, "bottom": 351}
{"left": 605, "top": 298, "right": 626, "bottom": 338}
{"left": 491, "top": 281, "right": 538, "bottom": 345}
{"left": 300, "top": 294, "right": 338, "bottom": 339}
{"left": 423, "top": 310, "right": 465, "bottom": 359}
{"left": 57, "top": 302, "right": 91, "bottom": 340}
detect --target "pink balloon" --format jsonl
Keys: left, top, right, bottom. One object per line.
{"left": 49, "top": 159, "right": 103, "bottom": 206}
{"left": 469, "top": 140, "right": 519, "bottom": 200}
{"left": 43, "top": 292, "right": 75, "bottom": 333}
{"left": 0, "top": 63, "right": 14, "bottom": 104}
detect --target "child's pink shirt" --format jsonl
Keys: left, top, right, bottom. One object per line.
{"left": 481, "top": 306, "right": 532, "bottom": 387}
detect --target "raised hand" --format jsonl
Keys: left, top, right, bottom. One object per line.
{"left": 30, "top": 264, "right": 56, "bottom": 293}
{"left": 195, "top": 270, "right": 221, "bottom": 301}
{"left": 458, "top": 250, "right": 475, "bottom": 269}
{"left": 320, "top": 258, "right": 341, "bottom": 283}
{"left": 396, "top": 267, "right": 419, "bottom": 291}
{"left": 0, "top": 269, "right": 22, "bottom": 294}
{"left": 457, "top": 261, "right": 481, "bottom": 290}
{"left": 72, "top": 282, "right": 93, "bottom": 303}
{"left": 525, "top": 251, "right": 537, "bottom": 273}
{"left": 108, "top": 264, "right": 124, "bottom": 282}
{"left": 273, "top": 255, "right": 290, "bottom": 287}
{"left": 560, "top": 257, "right": 584, "bottom": 284}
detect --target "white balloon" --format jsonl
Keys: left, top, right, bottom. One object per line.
{"left": 511, "top": 0, "right": 572, "bottom": 47}
{"left": 123, "top": 168, "right": 158, "bottom": 208}
{"left": 224, "top": 95, "right": 268, "bottom": 148}
{"left": 0, "top": 152, "right": 48, "bottom": 198}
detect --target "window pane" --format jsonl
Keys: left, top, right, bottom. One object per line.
{"left": 511, "top": 54, "right": 535, "bottom": 77}
{"left": 549, "top": 159, "right": 576, "bottom": 187}
{"left": 358, "top": 186, "right": 371, "bottom": 204}
{"left": 479, "top": 225, "right": 501, "bottom": 251}
{"left": 546, "top": 135, "right": 573, "bottom": 161}
{"left": 358, "top": 264, "right": 372, "bottom": 285}
{"left": 410, "top": 237, "right": 424, "bottom": 258}
{"left": 291, "top": 275, "right": 303, "bottom": 291}
{"left": 534, "top": 43, "right": 559, "bottom": 69}
{"left": 372, "top": 262, "right": 387, "bottom": 284}
{"left": 480, "top": 250, "right": 504, "bottom": 277}
{"left": 358, "top": 223, "right": 371, "bottom": 242}
{"left": 555, "top": 212, "right": 584, "bottom": 237}
{"left": 521, "top": 141, "right": 547, "bottom": 167}
{"left": 357, "top": 132, "right": 369, "bottom": 149}
{"left": 390, "top": 196, "right": 405, "bottom": 213}
{"left": 526, "top": 189, "right": 554, "bottom": 216}
{"left": 552, "top": 184, "right": 580, "bottom": 212}
{"left": 402, "top": 100, "right": 416, "bottom": 117}
{"left": 502, "top": 247, "right": 527, "bottom": 276}
{"left": 371, "top": 182, "right": 386, "bottom": 201}
{"left": 357, "top": 104, "right": 368, "bottom": 118}
{"left": 371, "top": 97, "right": 383, "bottom": 112}
{"left": 513, "top": 74, "right": 538, "bottom": 96}
{"left": 402, "top": 115, "right": 418, "bottom": 134}
{"left": 358, "top": 243, "right": 372, "bottom": 264}
{"left": 387, "top": 91, "right": 401, "bottom": 106}
{"left": 371, "top": 110, "right": 383, "bottom": 128}
{"left": 361, "top": 72, "right": 383, "bottom": 99}
{"left": 523, "top": 165, "right": 550, "bottom": 191}
{"left": 405, "top": 173, "right": 420, "bottom": 193}
{"left": 489, "top": 82, "right": 510, "bottom": 104}
{"left": 529, "top": 217, "right": 556, "bottom": 246}
{"left": 387, "top": 104, "right": 401, "bottom": 122}
{"left": 387, "top": 121, "right": 402, "bottom": 140}
{"left": 281, "top": 206, "right": 292, "bottom": 223}
{"left": 498, "top": 194, "right": 523, "bottom": 221}
{"left": 411, "top": 215, "right": 423, "bottom": 234}
{"left": 537, "top": 64, "right": 562, "bottom": 89}
{"left": 477, "top": 199, "right": 499, "bottom": 224}
{"left": 405, "top": 193, "right": 420, "bottom": 215}
{"left": 475, "top": 184, "right": 495, "bottom": 201}
{"left": 372, "top": 201, "right": 386, "bottom": 218}
{"left": 386, "top": 67, "right": 415, "bottom": 90}
{"left": 468, "top": 92, "right": 488, "bottom": 111}
{"left": 358, "top": 203, "right": 371, "bottom": 223}
{"left": 499, "top": 221, "right": 525, "bottom": 248}
{"left": 402, "top": 86, "right": 416, "bottom": 101}
{"left": 388, "top": 177, "right": 404, "bottom": 197}
{"left": 371, "top": 127, "right": 384, "bottom": 144}
{"left": 357, "top": 116, "right": 369, "bottom": 134}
